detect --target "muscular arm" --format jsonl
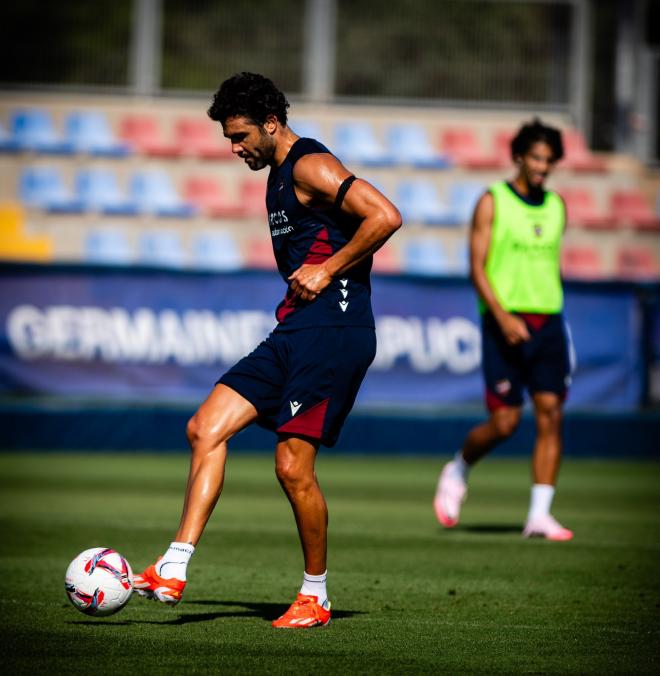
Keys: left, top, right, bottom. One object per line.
{"left": 288, "top": 154, "right": 402, "bottom": 301}
{"left": 470, "top": 192, "right": 530, "bottom": 345}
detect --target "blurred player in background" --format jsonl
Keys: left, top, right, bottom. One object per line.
{"left": 133, "top": 73, "right": 401, "bottom": 628}
{"left": 434, "top": 119, "right": 574, "bottom": 541}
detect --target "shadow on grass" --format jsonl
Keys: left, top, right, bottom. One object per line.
{"left": 70, "top": 600, "right": 365, "bottom": 626}
{"left": 458, "top": 524, "right": 521, "bottom": 534}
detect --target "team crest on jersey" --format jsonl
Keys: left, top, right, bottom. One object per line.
{"left": 495, "top": 379, "right": 511, "bottom": 395}
{"left": 533, "top": 223, "right": 543, "bottom": 237}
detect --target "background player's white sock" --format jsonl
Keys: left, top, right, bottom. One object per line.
{"left": 300, "top": 570, "right": 328, "bottom": 607}
{"left": 527, "top": 484, "right": 555, "bottom": 520}
{"left": 156, "top": 542, "right": 195, "bottom": 581}
{"left": 450, "top": 450, "right": 470, "bottom": 483}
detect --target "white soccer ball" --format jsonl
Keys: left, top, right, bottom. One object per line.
{"left": 65, "top": 547, "right": 133, "bottom": 617}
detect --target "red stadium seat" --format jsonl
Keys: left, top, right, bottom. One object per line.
{"left": 492, "top": 130, "right": 514, "bottom": 166}
{"left": 439, "top": 128, "right": 505, "bottom": 170}
{"left": 245, "top": 236, "right": 277, "bottom": 270}
{"left": 610, "top": 189, "right": 660, "bottom": 231}
{"left": 183, "top": 177, "right": 247, "bottom": 218}
{"left": 561, "top": 245, "right": 604, "bottom": 280}
{"left": 239, "top": 178, "right": 268, "bottom": 217}
{"left": 561, "top": 130, "right": 607, "bottom": 173}
{"left": 371, "top": 242, "right": 401, "bottom": 274}
{"left": 175, "top": 118, "right": 232, "bottom": 160}
{"left": 616, "top": 246, "right": 659, "bottom": 281}
{"left": 558, "top": 186, "right": 617, "bottom": 230}
{"left": 119, "top": 114, "right": 180, "bottom": 157}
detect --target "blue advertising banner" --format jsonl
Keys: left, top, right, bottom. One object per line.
{"left": 0, "top": 264, "right": 646, "bottom": 410}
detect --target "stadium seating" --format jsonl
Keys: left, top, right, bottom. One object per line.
{"left": 492, "top": 130, "right": 513, "bottom": 165}
{"left": 396, "top": 180, "right": 459, "bottom": 226}
{"left": 439, "top": 128, "right": 504, "bottom": 170}
{"left": 0, "top": 121, "right": 19, "bottom": 153}
{"left": 616, "top": 246, "right": 659, "bottom": 281}
{"left": 561, "top": 245, "right": 604, "bottom": 280}
{"left": 129, "top": 170, "right": 196, "bottom": 217}
{"left": 245, "top": 236, "right": 277, "bottom": 270}
{"left": 239, "top": 178, "right": 268, "bottom": 217}
{"left": 11, "top": 109, "right": 74, "bottom": 154}
{"left": 175, "top": 117, "right": 232, "bottom": 159}
{"left": 19, "top": 167, "right": 84, "bottom": 213}
{"left": 385, "top": 124, "right": 452, "bottom": 169}
{"left": 334, "top": 121, "right": 395, "bottom": 167}
{"left": 191, "top": 230, "right": 243, "bottom": 271}
{"left": 0, "top": 203, "right": 53, "bottom": 261}
{"left": 138, "top": 230, "right": 185, "bottom": 268}
{"left": 447, "top": 181, "right": 486, "bottom": 225}
{"left": 84, "top": 228, "right": 133, "bottom": 265}
{"left": 371, "top": 242, "right": 401, "bottom": 274}
{"left": 183, "top": 177, "right": 247, "bottom": 218}
{"left": 402, "top": 237, "right": 454, "bottom": 275}
{"left": 561, "top": 130, "right": 607, "bottom": 172}
{"left": 610, "top": 189, "right": 660, "bottom": 231}
{"left": 120, "top": 115, "right": 180, "bottom": 157}
{"left": 76, "top": 169, "right": 138, "bottom": 215}
{"left": 65, "top": 111, "right": 131, "bottom": 157}
{"left": 559, "top": 186, "right": 617, "bottom": 229}
{"left": 289, "top": 119, "right": 325, "bottom": 143}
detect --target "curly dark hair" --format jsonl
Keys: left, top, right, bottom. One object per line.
{"left": 511, "top": 118, "right": 564, "bottom": 162}
{"left": 207, "top": 72, "right": 290, "bottom": 126}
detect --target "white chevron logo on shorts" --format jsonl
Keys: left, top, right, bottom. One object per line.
{"left": 340, "top": 279, "right": 348, "bottom": 287}
{"left": 290, "top": 401, "right": 302, "bottom": 416}
{"left": 339, "top": 300, "right": 349, "bottom": 312}
{"left": 340, "top": 288, "right": 348, "bottom": 298}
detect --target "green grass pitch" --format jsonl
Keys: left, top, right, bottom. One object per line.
{"left": 1, "top": 453, "right": 658, "bottom": 674}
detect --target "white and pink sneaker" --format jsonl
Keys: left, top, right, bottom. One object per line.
{"left": 523, "top": 514, "right": 573, "bottom": 541}
{"left": 433, "top": 461, "right": 467, "bottom": 528}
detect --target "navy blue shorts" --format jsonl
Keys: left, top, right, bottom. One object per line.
{"left": 218, "top": 326, "right": 377, "bottom": 447}
{"left": 481, "top": 312, "right": 572, "bottom": 412}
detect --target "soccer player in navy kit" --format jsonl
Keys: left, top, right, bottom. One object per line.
{"left": 133, "top": 73, "right": 402, "bottom": 628}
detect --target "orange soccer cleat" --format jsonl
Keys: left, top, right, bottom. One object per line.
{"left": 132, "top": 560, "right": 186, "bottom": 605}
{"left": 271, "top": 594, "right": 331, "bottom": 629}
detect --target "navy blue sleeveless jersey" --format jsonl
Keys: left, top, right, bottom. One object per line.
{"left": 266, "top": 138, "right": 375, "bottom": 331}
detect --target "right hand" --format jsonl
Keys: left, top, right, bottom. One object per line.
{"left": 497, "top": 312, "right": 531, "bottom": 345}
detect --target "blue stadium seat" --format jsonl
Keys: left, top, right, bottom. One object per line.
{"left": 402, "top": 238, "right": 453, "bottom": 276}
{"left": 333, "top": 122, "right": 395, "bottom": 167}
{"left": 447, "top": 181, "right": 486, "bottom": 224}
{"left": 453, "top": 240, "right": 470, "bottom": 276}
{"left": 289, "top": 119, "right": 325, "bottom": 143}
{"left": 0, "top": 121, "right": 19, "bottom": 153}
{"left": 138, "top": 230, "right": 186, "bottom": 268}
{"left": 76, "top": 169, "right": 139, "bottom": 216}
{"left": 386, "top": 124, "right": 452, "bottom": 169}
{"left": 10, "top": 109, "right": 74, "bottom": 154}
{"left": 19, "top": 167, "right": 84, "bottom": 213}
{"left": 65, "top": 111, "right": 131, "bottom": 157}
{"left": 129, "top": 170, "right": 196, "bottom": 218}
{"left": 192, "top": 231, "right": 244, "bottom": 271}
{"left": 84, "top": 228, "right": 133, "bottom": 265}
{"left": 396, "top": 180, "right": 459, "bottom": 226}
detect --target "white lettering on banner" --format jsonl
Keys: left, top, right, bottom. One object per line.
{"left": 372, "top": 315, "right": 481, "bottom": 374}
{"left": 6, "top": 305, "right": 274, "bottom": 366}
{"left": 6, "top": 306, "right": 480, "bottom": 374}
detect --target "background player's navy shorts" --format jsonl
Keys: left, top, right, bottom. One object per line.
{"left": 481, "top": 312, "right": 572, "bottom": 412}
{"left": 218, "top": 326, "right": 376, "bottom": 447}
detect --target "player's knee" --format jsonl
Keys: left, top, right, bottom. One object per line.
{"left": 186, "top": 413, "right": 225, "bottom": 450}
{"left": 492, "top": 409, "right": 521, "bottom": 438}
{"left": 275, "top": 456, "right": 313, "bottom": 493}
{"left": 536, "top": 402, "right": 562, "bottom": 432}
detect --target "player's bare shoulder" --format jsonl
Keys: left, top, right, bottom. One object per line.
{"left": 472, "top": 190, "right": 495, "bottom": 230}
{"left": 292, "top": 152, "right": 352, "bottom": 208}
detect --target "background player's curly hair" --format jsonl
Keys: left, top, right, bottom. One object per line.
{"left": 208, "top": 72, "right": 290, "bottom": 126}
{"left": 510, "top": 118, "right": 564, "bottom": 162}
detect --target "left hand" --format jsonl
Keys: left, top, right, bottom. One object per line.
{"left": 288, "top": 264, "right": 333, "bottom": 301}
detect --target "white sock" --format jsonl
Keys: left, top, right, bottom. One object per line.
{"left": 300, "top": 570, "right": 328, "bottom": 607}
{"left": 528, "top": 484, "right": 555, "bottom": 520}
{"left": 450, "top": 450, "right": 470, "bottom": 483}
{"left": 156, "top": 542, "right": 195, "bottom": 581}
